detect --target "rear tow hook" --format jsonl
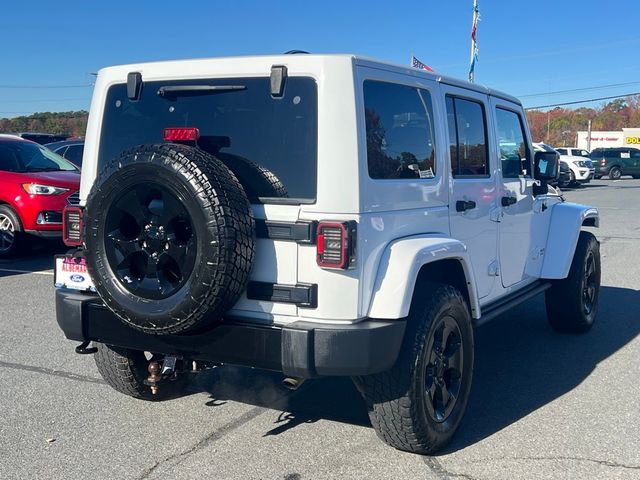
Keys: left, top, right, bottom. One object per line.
{"left": 145, "top": 356, "right": 180, "bottom": 395}
{"left": 75, "top": 341, "right": 98, "bottom": 355}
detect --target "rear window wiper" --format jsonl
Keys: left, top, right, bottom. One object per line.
{"left": 157, "top": 85, "right": 246, "bottom": 99}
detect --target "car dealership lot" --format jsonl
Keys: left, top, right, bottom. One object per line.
{"left": 1, "top": 179, "right": 639, "bottom": 480}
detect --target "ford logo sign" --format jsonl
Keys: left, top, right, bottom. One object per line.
{"left": 70, "top": 274, "right": 85, "bottom": 283}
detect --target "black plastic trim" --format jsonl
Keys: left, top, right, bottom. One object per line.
{"left": 126, "top": 72, "right": 142, "bottom": 101}
{"left": 255, "top": 219, "right": 317, "bottom": 244}
{"left": 246, "top": 281, "right": 317, "bottom": 308}
{"left": 54, "top": 289, "right": 406, "bottom": 378}
{"left": 476, "top": 281, "right": 552, "bottom": 327}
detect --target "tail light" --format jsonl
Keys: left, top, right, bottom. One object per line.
{"left": 316, "top": 221, "right": 357, "bottom": 269}
{"left": 63, "top": 206, "right": 84, "bottom": 246}
{"left": 163, "top": 127, "right": 200, "bottom": 142}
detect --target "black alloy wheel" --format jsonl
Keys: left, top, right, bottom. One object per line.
{"left": 84, "top": 144, "right": 255, "bottom": 335}
{"left": 582, "top": 250, "right": 597, "bottom": 316}
{"left": 423, "top": 315, "right": 464, "bottom": 423}
{"left": 545, "top": 231, "right": 600, "bottom": 333}
{"left": 104, "top": 183, "right": 197, "bottom": 300}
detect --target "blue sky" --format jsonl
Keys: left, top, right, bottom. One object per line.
{"left": 1, "top": 0, "right": 638, "bottom": 117}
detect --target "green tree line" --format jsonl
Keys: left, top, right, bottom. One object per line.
{"left": 0, "top": 111, "right": 88, "bottom": 138}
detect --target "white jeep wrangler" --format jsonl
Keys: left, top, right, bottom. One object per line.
{"left": 54, "top": 53, "right": 601, "bottom": 454}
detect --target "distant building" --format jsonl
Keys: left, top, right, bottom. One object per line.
{"left": 576, "top": 128, "right": 640, "bottom": 151}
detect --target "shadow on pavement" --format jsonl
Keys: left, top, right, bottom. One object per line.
{"left": 0, "top": 241, "right": 67, "bottom": 277}
{"left": 193, "top": 286, "right": 639, "bottom": 447}
{"left": 444, "top": 285, "right": 640, "bottom": 453}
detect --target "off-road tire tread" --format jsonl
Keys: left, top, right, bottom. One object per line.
{"left": 545, "top": 231, "right": 600, "bottom": 333}
{"left": 358, "top": 284, "right": 473, "bottom": 454}
{"left": 217, "top": 152, "right": 288, "bottom": 201}
{"left": 85, "top": 144, "right": 255, "bottom": 334}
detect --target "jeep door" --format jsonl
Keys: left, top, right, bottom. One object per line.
{"left": 443, "top": 86, "right": 498, "bottom": 299}
{"left": 490, "top": 98, "right": 535, "bottom": 288}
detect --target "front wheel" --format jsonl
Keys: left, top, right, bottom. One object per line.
{"left": 0, "top": 205, "right": 25, "bottom": 258}
{"left": 356, "top": 284, "right": 474, "bottom": 454}
{"left": 545, "top": 231, "right": 601, "bottom": 333}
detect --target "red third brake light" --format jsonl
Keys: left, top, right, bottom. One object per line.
{"left": 163, "top": 127, "right": 200, "bottom": 142}
{"left": 316, "top": 221, "right": 357, "bottom": 269}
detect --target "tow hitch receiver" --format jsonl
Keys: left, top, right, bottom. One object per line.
{"left": 144, "top": 356, "right": 180, "bottom": 395}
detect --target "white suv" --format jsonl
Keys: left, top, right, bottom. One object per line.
{"left": 538, "top": 144, "right": 595, "bottom": 185}
{"left": 54, "top": 53, "right": 601, "bottom": 454}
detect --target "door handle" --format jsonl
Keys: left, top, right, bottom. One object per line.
{"left": 501, "top": 196, "right": 517, "bottom": 207}
{"left": 456, "top": 200, "right": 477, "bottom": 212}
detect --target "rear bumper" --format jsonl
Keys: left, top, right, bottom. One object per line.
{"left": 55, "top": 289, "right": 406, "bottom": 378}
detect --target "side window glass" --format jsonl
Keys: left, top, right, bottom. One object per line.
{"left": 446, "top": 96, "right": 489, "bottom": 177}
{"left": 364, "top": 80, "right": 436, "bottom": 180}
{"left": 55, "top": 146, "right": 68, "bottom": 157}
{"left": 65, "top": 145, "right": 84, "bottom": 165}
{"left": 495, "top": 107, "right": 532, "bottom": 178}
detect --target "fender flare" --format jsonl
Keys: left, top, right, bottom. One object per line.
{"left": 367, "top": 235, "right": 481, "bottom": 319}
{"left": 541, "top": 202, "right": 599, "bottom": 279}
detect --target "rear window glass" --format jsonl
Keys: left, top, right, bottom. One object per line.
{"left": 99, "top": 77, "right": 318, "bottom": 203}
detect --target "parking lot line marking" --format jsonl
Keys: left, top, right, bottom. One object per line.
{"left": 0, "top": 268, "right": 54, "bottom": 276}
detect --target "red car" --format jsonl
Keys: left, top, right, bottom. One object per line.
{"left": 0, "top": 135, "right": 80, "bottom": 257}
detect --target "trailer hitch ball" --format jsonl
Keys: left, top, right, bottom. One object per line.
{"left": 147, "top": 361, "right": 161, "bottom": 395}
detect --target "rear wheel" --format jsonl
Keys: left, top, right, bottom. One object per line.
{"left": 609, "top": 166, "right": 622, "bottom": 180}
{"left": 0, "top": 205, "right": 25, "bottom": 258}
{"left": 545, "top": 231, "right": 600, "bottom": 333}
{"left": 356, "top": 284, "right": 474, "bottom": 454}
{"left": 94, "top": 343, "right": 188, "bottom": 400}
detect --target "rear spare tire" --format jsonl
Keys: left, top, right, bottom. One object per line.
{"left": 84, "top": 144, "right": 255, "bottom": 335}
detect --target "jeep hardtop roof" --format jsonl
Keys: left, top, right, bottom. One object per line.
{"left": 95, "top": 53, "right": 521, "bottom": 106}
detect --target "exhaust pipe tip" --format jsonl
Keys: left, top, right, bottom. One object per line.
{"left": 282, "top": 376, "right": 305, "bottom": 391}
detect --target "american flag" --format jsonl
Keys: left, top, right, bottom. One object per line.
{"left": 469, "top": 0, "right": 480, "bottom": 82}
{"left": 411, "top": 55, "right": 434, "bottom": 73}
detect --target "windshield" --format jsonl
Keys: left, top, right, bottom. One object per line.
{"left": 0, "top": 141, "right": 78, "bottom": 173}
{"left": 99, "top": 76, "right": 318, "bottom": 203}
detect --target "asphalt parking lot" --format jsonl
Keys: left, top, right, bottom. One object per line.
{"left": 1, "top": 178, "right": 639, "bottom": 480}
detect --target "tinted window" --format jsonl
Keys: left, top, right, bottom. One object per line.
{"left": 364, "top": 81, "right": 436, "bottom": 180}
{"left": 556, "top": 148, "right": 568, "bottom": 155}
{"left": 446, "top": 96, "right": 489, "bottom": 177}
{"left": 65, "top": 145, "right": 84, "bottom": 166}
{"left": 0, "top": 141, "right": 77, "bottom": 172}
{"left": 100, "top": 77, "right": 317, "bottom": 203}
{"left": 495, "top": 108, "right": 532, "bottom": 178}
{"left": 55, "top": 146, "right": 68, "bottom": 157}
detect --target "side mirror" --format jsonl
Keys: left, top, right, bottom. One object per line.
{"left": 534, "top": 151, "right": 560, "bottom": 181}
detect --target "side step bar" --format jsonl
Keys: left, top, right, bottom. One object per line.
{"left": 475, "top": 281, "right": 552, "bottom": 327}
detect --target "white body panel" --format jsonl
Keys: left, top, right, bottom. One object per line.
{"left": 541, "top": 203, "right": 599, "bottom": 279}
{"left": 367, "top": 236, "right": 480, "bottom": 319}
